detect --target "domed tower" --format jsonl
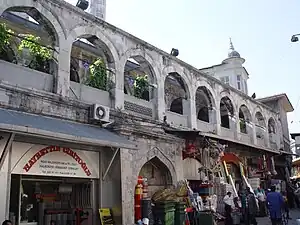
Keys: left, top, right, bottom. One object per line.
{"left": 220, "top": 38, "right": 249, "bottom": 94}
{"left": 222, "top": 38, "right": 245, "bottom": 65}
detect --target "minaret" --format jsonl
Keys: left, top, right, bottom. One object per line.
{"left": 88, "top": 0, "right": 106, "bottom": 20}
{"left": 222, "top": 38, "right": 245, "bottom": 64}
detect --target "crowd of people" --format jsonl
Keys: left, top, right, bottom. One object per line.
{"left": 223, "top": 185, "right": 300, "bottom": 225}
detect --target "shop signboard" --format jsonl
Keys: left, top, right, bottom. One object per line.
{"left": 11, "top": 143, "right": 99, "bottom": 178}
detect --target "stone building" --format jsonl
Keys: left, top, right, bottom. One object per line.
{"left": 0, "top": 0, "right": 294, "bottom": 224}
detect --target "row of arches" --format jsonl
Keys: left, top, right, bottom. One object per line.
{"left": 0, "top": 3, "right": 280, "bottom": 143}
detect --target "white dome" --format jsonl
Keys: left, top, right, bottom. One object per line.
{"left": 228, "top": 50, "right": 241, "bottom": 58}
{"left": 228, "top": 38, "right": 241, "bottom": 58}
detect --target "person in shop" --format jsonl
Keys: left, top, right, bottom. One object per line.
{"left": 2, "top": 220, "right": 12, "bottom": 225}
{"left": 223, "top": 191, "right": 234, "bottom": 225}
{"left": 266, "top": 185, "right": 284, "bottom": 225}
{"left": 243, "top": 187, "right": 258, "bottom": 225}
{"left": 256, "top": 187, "right": 267, "bottom": 217}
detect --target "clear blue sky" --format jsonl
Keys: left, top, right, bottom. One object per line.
{"left": 66, "top": 0, "right": 300, "bottom": 134}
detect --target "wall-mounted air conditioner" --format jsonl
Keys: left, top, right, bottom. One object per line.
{"left": 90, "top": 104, "right": 110, "bottom": 124}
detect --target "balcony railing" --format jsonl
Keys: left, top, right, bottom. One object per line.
{"left": 257, "top": 137, "right": 267, "bottom": 147}
{"left": 220, "top": 127, "right": 235, "bottom": 140}
{"left": 124, "top": 94, "right": 154, "bottom": 118}
{"left": 166, "top": 111, "right": 188, "bottom": 128}
{"left": 197, "top": 120, "right": 216, "bottom": 134}
{"left": 70, "top": 81, "right": 111, "bottom": 107}
{"left": 0, "top": 59, "right": 53, "bottom": 92}
{"left": 239, "top": 133, "right": 252, "bottom": 145}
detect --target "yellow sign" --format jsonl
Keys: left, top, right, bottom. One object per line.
{"left": 239, "top": 162, "right": 245, "bottom": 177}
{"left": 223, "top": 161, "right": 229, "bottom": 176}
{"left": 99, "top": 208, "right": 114, "bottom": 225}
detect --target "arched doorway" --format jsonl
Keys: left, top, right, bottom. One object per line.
{"left": 139, "top": 157, "right": 172, "bottom": 197}
{"left": 221, "top": 153, "right": 245, "bottom": 192}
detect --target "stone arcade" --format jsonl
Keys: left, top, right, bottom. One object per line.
{"left": 0, "top": 0, "right": 293, "bottom": 224}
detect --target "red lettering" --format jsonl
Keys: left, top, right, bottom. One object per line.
{"left": 23, "top": 146, "right": 92, "bottom": 176}
{"left": 23, "top": 163, "right": 30, "bottom": 172}
{"left": 85, "top": 169, "right": 91, "bottom": 176}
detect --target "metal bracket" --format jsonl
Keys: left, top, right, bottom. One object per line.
{"left": 0, "top": 133, "right": 15, "bottom": 170}
{"left": 102, "top": 148, "right": 119, "bottom": 181}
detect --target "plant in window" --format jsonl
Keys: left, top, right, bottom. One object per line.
{"left": 133, "top": 75, "right": 149, "bottom": 101}
{"left": 86, "top": 58, "right": 108, "bottom": 90}
{"left": 0, "top": 23, "right": 15, "bottom": 63}
{"left": 239, "top": 119, "right": 247, "bottom": 133}
{"left": 18, "top": 34, "right": 52, "bottom": 73}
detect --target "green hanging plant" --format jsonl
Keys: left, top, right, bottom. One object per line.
{"left": 0, "top": 23, "right": 15, "bottom": 63}
{"left": 86, "top": 58, "right": 107, "bottom": 90}
{"left": 133, "top": 75, "right": 149, "bottom": 100}
{"left": 239, "top": 119, "right": 247, "bottom": 133}
{"left": 0, "top": 23, "right": 12, "bottom": 49}
{"left": 18, "top": 34, "right": 52, "bottom": 73}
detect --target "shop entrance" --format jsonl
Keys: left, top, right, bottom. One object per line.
{"left": 9, "top": 174, "right": 95, "bottom": 225}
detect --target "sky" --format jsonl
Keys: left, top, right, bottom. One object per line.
{"left": 66, "top": 0, "right": 300, "bottom": 134}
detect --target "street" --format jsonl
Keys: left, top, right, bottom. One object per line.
{"left": 256, "top": 209, "right": 300, "bottom": 225}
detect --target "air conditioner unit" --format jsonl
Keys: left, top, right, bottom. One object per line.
{"left": 90, "top": 104, "right": 110, "bottom": 124}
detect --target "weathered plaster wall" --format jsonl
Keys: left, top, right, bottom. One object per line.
{"left": 0, "top": 0, "right": 290, "bottom": 224}
{"left": 0, "top": 0, "right": 280, "bottom": 128}
{"left": 116, "top": 123, "right": 185, "bottom": 225}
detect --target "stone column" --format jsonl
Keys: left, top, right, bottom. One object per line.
{"left": 252, "top": 123, "right": 257, "bottom": 145}
{"left": 113, "top": 64, "right": 125, "bottom": 110}
{"left": 157, "top": 77, "right": 165, "bottom": 121}
{"left": 120, "top": 148, "right": 135, "bottom": 225}
{"left": 215, "top": 105, "right": 221, "bottom": 135}
{"left": 184, "top": 96, "right": 197, "bottom": 129}
{"left": 232, "top": 113, "right": 238, "bottom": 139}
{"left": 55, "top": 40, "right": 72, "bottom": 97}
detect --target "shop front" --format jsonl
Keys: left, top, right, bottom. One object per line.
{"left": 9, "top": 143, "right": 99, "bottom": 225}
{"left": 0, "top": 108, "right": 137, "bottom": 225}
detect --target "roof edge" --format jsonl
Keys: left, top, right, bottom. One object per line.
{"left": 257, "top": 93, "right": 294, "bottom": 112}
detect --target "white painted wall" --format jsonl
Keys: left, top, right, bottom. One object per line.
{"left": 200, "top": 58, "right": 249, "bottom": 95}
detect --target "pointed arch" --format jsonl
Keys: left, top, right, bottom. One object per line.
{"left": 136, "top": 147, "right": 177, "bottom": 185}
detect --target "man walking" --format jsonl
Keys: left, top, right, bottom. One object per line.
{"left": 256, "top": 187, "right": 267, "bottom": 217}
{"left": 243, "top": 187, "right": 258, "bottom": 225}
{"left": 223, "top": 191, "right": 233, "bottom": 225}
{"left": 266, "top": 186, "right": 284, "bottom": 225}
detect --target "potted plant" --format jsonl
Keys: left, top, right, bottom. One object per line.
{"left": 86, "top": 58, "right": 108, "bottom": 91}
{"left": 134, "top": 75, "right": 149, "bottom": 101}
{"left": 0, "top": 23, "right": 15, "bottom": 63}
{"left": 18, "top": 34, "right": 52, "bottom": 73}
